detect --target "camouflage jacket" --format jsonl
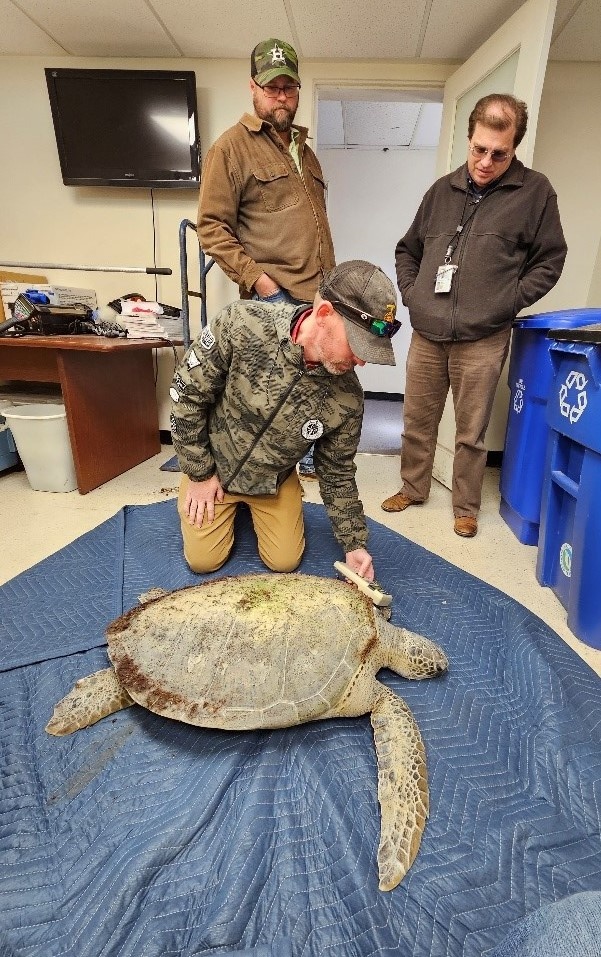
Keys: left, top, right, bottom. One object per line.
{"left": 170, "top": 299, "right": 368, "bottom": 553}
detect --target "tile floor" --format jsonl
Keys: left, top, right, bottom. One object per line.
{"left": 2, "top": 447, "right": 600, "bottom": 679}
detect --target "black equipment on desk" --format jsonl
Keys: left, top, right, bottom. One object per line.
{"left": 0, "top": 294, "right": 93, "bottom": 336}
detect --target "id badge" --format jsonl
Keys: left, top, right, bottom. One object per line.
{"left": 435, "top": 264, "right": 457, "bottom": 294}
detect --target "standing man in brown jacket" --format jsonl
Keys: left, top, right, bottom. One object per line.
{"left": 198, "top": 38, "right": 335, "bottom": 477}
{"left": 381, "top": 94, "right": 567, "bottom": 538}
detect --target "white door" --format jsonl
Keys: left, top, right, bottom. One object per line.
{"left": 431, "top": 0, "right": 558, "bottom": 491}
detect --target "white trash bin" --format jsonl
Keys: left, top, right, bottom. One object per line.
{"left": 1, "top": 403, "right": 78, "bottom": 492}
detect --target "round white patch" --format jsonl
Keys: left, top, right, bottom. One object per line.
{"left": 169, "top": 387, "right": 180, "bottom": 402}
{"left": 301, "top": 419, "right": 324, "bottom": 441}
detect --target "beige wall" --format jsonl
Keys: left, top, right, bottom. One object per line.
{"left": 0, "top": 55, "right": 599, "bottom": 428}
{"left": 532, "top": 60, "right": 601, "bottom": 312}
{"left": 0, "top": 55, "right": 453, "bottom": 309}
{"left": 0, "top": 55, "right": 452, "bottom": 426}
{"left": 587, "top": 239, "right": 601, "bottom": 306}
{"left": 0, "top": 57, "right": 250, "bottom": 340}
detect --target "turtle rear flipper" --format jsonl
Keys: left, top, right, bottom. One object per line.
{"left": 45, "top": 667, "right": 134, "bottom": 736}
{"left": 371, "top": 686, "right": 429, "bottom": 891}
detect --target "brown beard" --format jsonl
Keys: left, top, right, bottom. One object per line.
{"left": 252, "top": 92, "right": 297, "bottom": 132}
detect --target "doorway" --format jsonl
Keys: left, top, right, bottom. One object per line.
{"left": 315, "top": 87, "right": 443, "bottom": 397}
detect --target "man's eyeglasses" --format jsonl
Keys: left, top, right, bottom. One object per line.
{"left": 331, "top": 300, "right": 401, "bottom": 338}
{"left": 469, "top": 144, "right": 512, "bottom": 164}
{"left": 257, "top": 83, "right": 300, "bottom": 99}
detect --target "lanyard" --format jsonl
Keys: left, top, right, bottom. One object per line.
{"left": 444, "top": 186, "right": 482, "bottom": 265}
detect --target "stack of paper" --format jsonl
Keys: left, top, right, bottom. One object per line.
{"left": 117, "top": 301, "right": 167, "bottom": 339}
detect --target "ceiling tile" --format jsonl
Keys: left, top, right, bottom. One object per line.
{"left": 319, "top": 86, "right": 443, "bottom": 103}
{"left": 412, "top": 102, "right": 443, "bottom": 147}
{"left": 1, "top": 0, "right": 600, "bottom": 62}
{"left": 421, "top": 0, "right": 524, "bottom": 59}
{"left": 290, "top": 0, "right": 426, "bottom": 58}
{"left": 316, "top": 99, "right": 442, "bottom": 150}
{"left": 344, "top": 101, "right": 422, "bottom": 147}
{"left": 150, "top": 0, "right": 293, "bottom": 58}
{"left": 15, "top": 0, "right": 180, "bottom": 57}
{"left": 317, "top": 100, "right": 345, "bottom": 147}
{"left": 0, "top": 0, "right": 66, "bottom": 55}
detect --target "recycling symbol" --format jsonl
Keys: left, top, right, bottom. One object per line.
{"left": 513, "top": 377, "right": 525, "bottom": 414}
{"left": 559, "top": 542, "right": 572, "bottom": 579}
{"left": 559, "top": 369, "right": 588, "bottom": 424}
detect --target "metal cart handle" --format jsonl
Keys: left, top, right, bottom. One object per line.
{"left": 179, "top": 219, "right": 215, "bottom": 349}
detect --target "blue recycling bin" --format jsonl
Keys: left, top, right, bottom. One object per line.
{"left": 499, "top": 308, "right": 601, "bottom": 544}
{"left": 0, "top": 422, "right": 19, "bottom": 472}
{"left": 536, "top": 324, "right": 601, "bottom": 649}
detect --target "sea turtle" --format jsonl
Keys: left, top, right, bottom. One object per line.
{"left": 46, "top": 572, "right": 448, "bottom": 891}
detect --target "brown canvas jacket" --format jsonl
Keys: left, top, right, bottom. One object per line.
{"left": 198, "top": 113, "right": 335, "bottom": 302}
{"left": 395, "top": 158, "right": 567, "bottom": 341}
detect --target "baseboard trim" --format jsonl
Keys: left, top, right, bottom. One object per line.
{"left": 364, "top": 391, "right": 404, "bottom": 402}
{"left": 487, "top": 450, "right": 503, "bottom": 468}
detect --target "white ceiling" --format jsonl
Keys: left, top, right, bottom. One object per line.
{"left": 317, "top": 100, "right": 443, "bottom": 150}
{"left": 2, "top": 0, "right": 599, "bottom": 151}
{"left": 1, "top": 0, "right": 599, "bottom": 61}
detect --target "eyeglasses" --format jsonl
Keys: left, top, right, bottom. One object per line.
{"left": 257, "top": 83, "right": 300, "bottom": 98}
{"left": 331, "top": 300, "right": 401, "bottom": 338}
{"left": 469, "top": 144, "right": 512, "bottom": 163}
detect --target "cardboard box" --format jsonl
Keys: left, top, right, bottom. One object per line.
{"left": 0, "top": 282, "right": 97, "bottom": 324}
{"left": 0, "top": 271, "right": 47, "bottom": 323}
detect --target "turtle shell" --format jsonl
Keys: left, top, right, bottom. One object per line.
{"left": 106, "top": 573, "right": 378, "bottom": 730}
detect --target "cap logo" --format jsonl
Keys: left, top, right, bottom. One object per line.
{"left": 269, "top": 44, "right": 286, "bottom": 65}
{"left": 384, "top": 303, "right": 396, "bottom": 323}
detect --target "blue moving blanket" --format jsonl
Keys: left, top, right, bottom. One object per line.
{"left": 1, "top": 501, "right": 600, "bottom": 956}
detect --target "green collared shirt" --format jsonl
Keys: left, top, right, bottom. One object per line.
{"left": 288, "top": 127, "right": 302, "bottom": 173}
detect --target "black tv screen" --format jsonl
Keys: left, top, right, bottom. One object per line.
{"left": 44, "top": 68, "right": 201, "bottom": 188}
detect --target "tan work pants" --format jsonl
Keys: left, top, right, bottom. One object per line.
{"left": 177, "top": 470, "right": 305, "bottom": 574}
{"left": 400, "top": 327, "right": 511, "bottom": 517}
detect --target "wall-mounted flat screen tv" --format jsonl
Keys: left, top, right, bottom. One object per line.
{"left": 44, "top": 68, "right": 201, "bottom": 188}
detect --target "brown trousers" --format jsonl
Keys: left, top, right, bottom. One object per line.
{"left": 177, "top": 470, "right": 305, "bottom": 574}
{"left": 400, "top": 327, "right": 511, "bottom": 517}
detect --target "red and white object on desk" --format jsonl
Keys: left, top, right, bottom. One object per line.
{"left": 117, "top": 300, "right": 167, "bottom": 338}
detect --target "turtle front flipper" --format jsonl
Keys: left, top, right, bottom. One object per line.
{"left": 370, "top": 685, "right": 429, "bottom": 891}
{"left": 45, "top": 667, "right": 134, "bottom": 736}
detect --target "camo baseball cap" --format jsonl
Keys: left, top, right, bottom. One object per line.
{"left": 251, "top": 39, "right": 301, "bottom": 87}
{"left": 319, "top": 260, "right": 399, "bottom": 366}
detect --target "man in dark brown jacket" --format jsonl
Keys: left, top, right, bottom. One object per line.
{"left": 381, "top": 93, "right": 567, "bottom": 538}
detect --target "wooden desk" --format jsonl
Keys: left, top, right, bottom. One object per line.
{"left": 0, "top": 335, "right": 169, "bottom": 494}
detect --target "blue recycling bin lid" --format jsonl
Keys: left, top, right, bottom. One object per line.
{"left": 514, "top": 307, "right": 601, "bottom": 330}
{"left": 548, "top": 322, "right": 601, "bottom": 343}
